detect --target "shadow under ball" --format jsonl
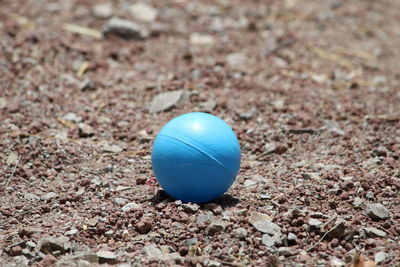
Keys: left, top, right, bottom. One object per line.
{"left": 151, "top": 112, "right": 241, "bottom": 203}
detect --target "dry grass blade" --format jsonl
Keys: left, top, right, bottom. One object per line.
{"left": 10, "top": 13, "right": 35, "bottom": 28}
{"left": 308, "top": 45, "right": 356, "bottom": 70}
{"left": 95, "top": 102, "right": 108, "bottom": 116}
{"left": 63, "top": 23, "right": 103, "bottom": 39}
{"left": 5, "top": 155, "right": 21, "bottom": 187}
{"left": 336, "top": 47, "right": 376, "bottom": 61}
{"left": 365, "top": 114, "right": 400, "bottom": 122}
{"left": 76, "top": 61, "right": 90, "bottom": 77}
{"left": 56, "top": 117, "right": 76, "bottom": 129}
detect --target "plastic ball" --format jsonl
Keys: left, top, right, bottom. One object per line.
{"left": 151, "top": 112, "right": 241, "bottom": 203}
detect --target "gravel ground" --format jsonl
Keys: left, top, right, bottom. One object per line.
{"left": 0, "top": 0, "right": 399, "bottom": 266}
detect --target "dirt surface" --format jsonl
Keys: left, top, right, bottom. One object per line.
{"left": 1, "top": 0, "right": 399, "bottom": 266}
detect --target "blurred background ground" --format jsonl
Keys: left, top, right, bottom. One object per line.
{"left": 0, "top": 0, "right": 399, "bottom": 266}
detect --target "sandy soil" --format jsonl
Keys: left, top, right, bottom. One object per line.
{"left": 0, "top": 0, "right": 399, "bottom": 266}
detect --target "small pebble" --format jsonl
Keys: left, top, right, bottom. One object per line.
{"left": 365, "top": 191, "right": 374, "bottom": 200}
{"left": 136, "top": 217, "right": 154, "bottom": 234}
{"left": 365, "top": 203, "right": 390, "bottom": 220}
{"left": 308, "top": 218, "right": 323, "bottom": 230}
{"left": 190, "top": 33, "right": 215, "bottom": 46}
{"left": 363, "top": 227, "right": 388, "bottom": 238}
{"left": 65, "top": 229, "right": 78, "bottom": 236}
{"left": 374, "top": 251, "right": 388, "bottom": 263}
{"left": 205, "top": 221, "right": 225, "bottom": 236}
{"left": 287, "top": 233, "right": 298, "bottom": 244}
{"left": 103, "top": 17, "right": 148, "bottom": 40}
{"left": 144, "top": 245, "right": 164, "bottom": 259}
{"left": 352, "top": 197, "right": 363, "bottom": 208}
{"left": 130, "top": 3, "right": 158, "bottom": 22}
{"left": 183, "top": 238, "right": 198, "bottom": 247}
{"left": 93, "top": 3, "right": 113, "bottom": 19}
{"left": 96, "top": 251, "right": 117, "bottom": 264}
{"left": 234, "top": 228, "right": 248, "bottom": 239}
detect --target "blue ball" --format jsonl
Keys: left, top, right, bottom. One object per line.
{"left": 151, "top": 112, "right": 241, "bottom": 203}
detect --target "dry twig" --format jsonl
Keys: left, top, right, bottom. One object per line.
{"left": 306, "top": 215, "right": 338, "bottom": 252}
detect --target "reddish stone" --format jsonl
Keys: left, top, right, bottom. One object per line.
{"left": 39, "top": 254, "right": 57, "bottom": 266}
{"left": 10, "top": 246, "right": 22, "bottom": 256}
{"left": 136, "top": 217, "right": 154, "bottom": 234}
